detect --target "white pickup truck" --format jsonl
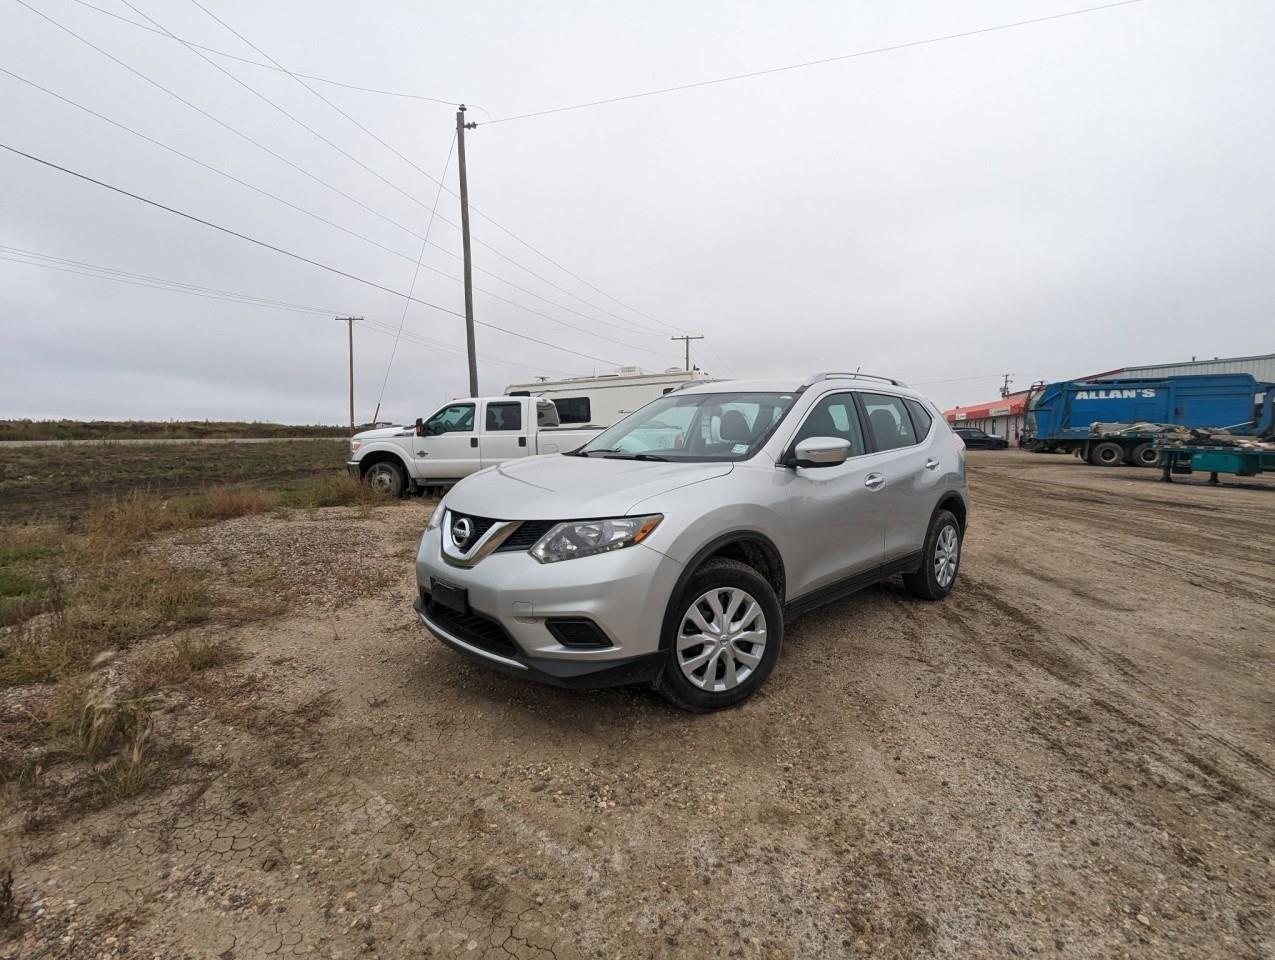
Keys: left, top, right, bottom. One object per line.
{"left": 346, "top": 396, "right": 600, "bottom": 495}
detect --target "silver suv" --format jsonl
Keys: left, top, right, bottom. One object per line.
{"left": 414, "top": 373, "right": 967, "bottom": 711}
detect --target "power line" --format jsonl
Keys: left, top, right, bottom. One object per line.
{"left": 14, "top": 0, "right": 435, "bottom": 246}
{"left": 0, "top": 66, "right": 671, "bottom": 356}
{"left": 376, "top": 132, "right": 456, "bottom": 419}
{"left": 17, "top": 2, "right": 673, "bottom": 347}
{"left": 115, "top": 0, "right": 453, "bottom": 226}
{"left": 0, "top": 245, "right": 563, "bottom": 373}
{"left": 485, "top": 0, "right": 1145, "bottom": 124}
{"left": 65, "top": 0, "right": 467, "bottom": 107}
{"left": 178, "top": 0, "right": 677, "bottom": 342}
{"left": 0, "top": 141, "right": 626, "bottom": 367}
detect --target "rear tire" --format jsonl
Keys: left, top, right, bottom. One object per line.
{"left": 654, "top": 559, "right": 783, "bottom": 712}
{"left": 903, "top": 510, "right": 962, "bottom": 601}
{"left": 1131, "top": 443, "right": 1159, "bottom": 467}
{"left": 1090, "top": 442, "right": 1124, "bottom": 467}
{"left": 363, "top": 460, "right": 406, "bottom": 497}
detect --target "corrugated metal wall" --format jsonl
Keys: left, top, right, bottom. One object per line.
{"left": 1095, "top": 354, "right": 1275, "bottom": 383}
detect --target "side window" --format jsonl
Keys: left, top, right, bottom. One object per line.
{"left": 791, "top": 394, "right": 866, "bottom": 456}
{"left": 554, "top": 397, "right": 592, "bottom": 424}
{"left": 485, "top": 402, "right": 523, "bottom": 432}
{"left": 904, "top": 399, "right": 934, "bottom": 438}
{"left": 536, "top": 401, "right": 560, "bottom": 428}
{"left": 425, "top": 403, "right": 474, "bottom": 435}
{"left": 860, "top": 393, "right": 917, "bottom": 451}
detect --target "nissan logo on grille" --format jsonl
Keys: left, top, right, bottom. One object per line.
{"left": 451, "top": 516, "right": 474, "bottom": 550}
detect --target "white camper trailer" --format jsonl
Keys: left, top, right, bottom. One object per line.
{"left": 504, "top": 367, "right": 711, "bottom": 427}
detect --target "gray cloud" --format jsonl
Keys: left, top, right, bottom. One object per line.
{"left": 2, "top": 0, "right": 1271, "bottom": 424}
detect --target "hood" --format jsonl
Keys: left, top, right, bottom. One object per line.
{"left": 352, "top": 425, "right": 413, "bottom": 442}
{"left": 445, "top": 455, "right": 734, "bottom": 519}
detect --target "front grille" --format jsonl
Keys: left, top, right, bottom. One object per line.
{"left": 420, "top": 588, "right": 520, "bottom": 660}
{"left": 497, "top": 520, "right": 556, "bottom": 552}
{"left": 449, "top": 512, "right": 497, "bottom": 547}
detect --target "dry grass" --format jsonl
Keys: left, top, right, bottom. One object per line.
{"left": 48, "top": 678, "right": 149, "bottom": 762}
{"left": 0, "top": 558, "right": 211, "bottom": 686}
{"left": 128, "top": 635, "right": 234, "bottom": 693}
{"left": 94, "top": 723, "right": 152, "bottom": 804}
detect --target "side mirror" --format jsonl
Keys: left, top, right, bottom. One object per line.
{"left": 792, "top": 436, "right": 851, "bottom": 468}
{"left": 415, "top": 418, "right": 424, "bottom": 436}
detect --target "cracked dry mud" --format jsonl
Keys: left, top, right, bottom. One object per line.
{"left": 3, "top": 451, "right": 1273, "bottom": 959}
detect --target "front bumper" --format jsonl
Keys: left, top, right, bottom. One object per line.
{"left": 413, "top": 596, "right": 662, "bottom": 688}
{"left": 345, "top": 460, "right": 361, "bottom": 477}
{"left": 413, "top": 524, "right": 680, "bottom": 688}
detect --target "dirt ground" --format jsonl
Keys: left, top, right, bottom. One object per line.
{"left": 2, "top": 451, "right": 1272, "bottom": 959}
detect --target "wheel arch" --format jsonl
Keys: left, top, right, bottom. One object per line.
{"left": 934, "top": 491, "right": 968, "bottom": 533}
{"left": 658, "top": 531, "right": 787, "bottom": 650}
{"left": 357, "top": 448, "right": 411, "bottom": 478}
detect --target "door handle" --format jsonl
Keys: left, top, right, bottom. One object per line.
{"left": 470, "top": 437, "right": 478, "bottom": 448}
{"left": 518, "top": 436, "right": 527, "bottom": 447}
{"left": 865, "top": 473, "right": 885, "bottom": 490}
{"left": 925, "top": 457, "right": 940, "bottom": 471}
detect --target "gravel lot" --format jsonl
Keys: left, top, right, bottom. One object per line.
{"left": 3, "top": 451, "right": 1272, "bottom": 959}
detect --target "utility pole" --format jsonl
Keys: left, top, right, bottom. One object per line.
{"left": 456, "top": 105, "right": 479, "bottom": 397}
{"left": 670, "top": 334, "right": 704, "bottom": 372}
{"left": 1000, "top": 373, "right": 1014, "bottom": 398}
{"left": 339, "top": 317, "right": 361, "bottom": 431}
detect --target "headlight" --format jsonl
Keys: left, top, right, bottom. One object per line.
{"left": 349, "top": 439, "right": 363, "bottom": 454}
{"left": 426, "top": 502, "right": 447, "bottom": 531}
{"left": 531, "top": 515, "right": 662, "bottom": 564}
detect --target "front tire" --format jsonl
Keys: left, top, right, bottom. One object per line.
{"left": 655, "top": 559, "right": 783, "bottom": 712}
{"left": 903, "top": 509, "right": 962, "bottom": 600}
{"left": 363, "top": 460, "right": 406, "bottom": 497}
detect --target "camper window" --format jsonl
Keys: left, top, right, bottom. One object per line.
{"left": 554, "top": 397, "right": 592, "bottom": 424}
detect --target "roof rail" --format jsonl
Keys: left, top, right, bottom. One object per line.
{"left": 667, "top": 377, "right": 720, "bottom": 393}
{"left": 802, "top": 371, "right": 907, "bottom": 389}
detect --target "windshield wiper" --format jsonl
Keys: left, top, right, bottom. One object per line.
{"left": 602, "top": 452, "right": 668, "bottom": 461}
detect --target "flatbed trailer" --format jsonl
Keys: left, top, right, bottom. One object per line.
{"left": 1157, "top": 443, "right": 1275, "bottom": 484}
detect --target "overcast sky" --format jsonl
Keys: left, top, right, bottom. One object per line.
{"left": 1, "top": 0, "right": 1271, "bottom": 424}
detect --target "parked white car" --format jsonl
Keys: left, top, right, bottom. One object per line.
{"left": 347, "top": 396, "right": 599, "bottom": 495}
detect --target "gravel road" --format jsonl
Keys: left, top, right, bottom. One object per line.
{"left": 4, "top": 451, "right": 1272, "bottom": 959}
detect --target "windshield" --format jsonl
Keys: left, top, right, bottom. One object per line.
{"left": 575, "top": 392, "right": 797, "bottom": 461}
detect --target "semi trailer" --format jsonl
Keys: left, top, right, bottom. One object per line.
{"left": 1022, "top": 373, "right": 1275, "bottom": 466}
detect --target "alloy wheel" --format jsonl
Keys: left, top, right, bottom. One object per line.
{"left": 676, "top": 587, "right": 768, "bottom": 692}
{"left": 934, "top": 524, "right": 959, "bottom": 588}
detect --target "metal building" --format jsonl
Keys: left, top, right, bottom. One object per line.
{"left": 1093, "top": 352, "right": 1275, "bottom": 383}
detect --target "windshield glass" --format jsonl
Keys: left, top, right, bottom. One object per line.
{"left": 576, "top": 392, "right": 797, "bottom": 461}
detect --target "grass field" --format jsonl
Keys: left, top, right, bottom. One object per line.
{"left": 0, "top": 438, "right": 350, "bottom": 524}
{"left": 0, "top": 419, "right": 352, "bottom": 441}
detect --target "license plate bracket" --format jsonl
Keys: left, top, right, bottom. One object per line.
{"left": 430, "top": 578, "right": 469, "bottom": 615}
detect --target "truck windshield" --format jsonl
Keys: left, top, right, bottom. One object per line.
{"left": 575, "top": 392, "right": 797, "bottom": 462}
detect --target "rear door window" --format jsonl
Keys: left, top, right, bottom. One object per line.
{"left": 860, "top": 393, "right": 918, "bottom": 451}
{"left": 485, "top": 402, "right": 522, "bottom": 432}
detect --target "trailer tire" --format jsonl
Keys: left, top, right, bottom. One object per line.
{"left": 1131, "top": 443, "right": 1159, "bottom": 468}
{"left": 1090, "top": 442, "right": 1124, "bottom": 467}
